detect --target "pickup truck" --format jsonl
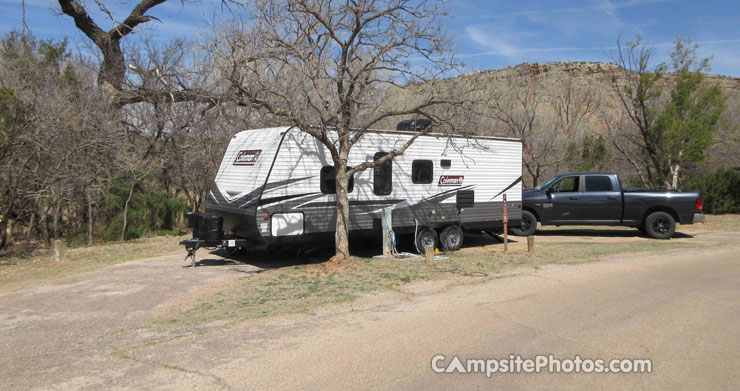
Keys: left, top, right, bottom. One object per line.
{"left": 511, "top": 172, "right": 705, "bottom": 239}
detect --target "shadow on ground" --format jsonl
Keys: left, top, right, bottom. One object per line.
{"left": 184, "top": 228, "right": 691, "bottom": 270}
{"left": 190, "top": 232, "right": 515, "bottom": 270}
{"left": 534, "top": 228, "right": 693, "bottom": 239}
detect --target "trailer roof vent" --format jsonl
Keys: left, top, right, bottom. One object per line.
{"left": 396, "top": 118, "right": 431, "bottom": 132}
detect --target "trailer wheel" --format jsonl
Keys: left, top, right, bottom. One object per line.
{"left": 645, "top": 211, "right": 675, "bottom": 239}
{"left": 415, "top": 227, "right": 438, "bottom": 254}
{"left": 510, "top": 210, "right": 537, "bottom": 236}
{"left": 440, "top": 225, "right": 464, "bottom": 252}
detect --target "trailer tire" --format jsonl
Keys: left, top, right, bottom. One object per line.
{"left": 510, "top": 210, "right": 537, "bottom": 236}
{"left": 644, "top": 211, "right": 675, "bottom": 239}
{"left": 440, "top": 225, "right": 464, "bottom": 252}
{"left": 415, "top": 227, "right": 438, "bottom": 254}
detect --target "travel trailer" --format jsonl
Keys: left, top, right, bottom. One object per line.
{"left": 182, "top": 124, "right": 523, "bottom": 260}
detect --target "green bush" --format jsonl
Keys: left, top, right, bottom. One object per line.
{"left": 566, "top": 135, "right": 609, "bottom": 172}
{"left": 684, "top": 167, "right": 740, "bottom": 214}
{"left": 102, "top": 177, "right": 189, "bottom": 241}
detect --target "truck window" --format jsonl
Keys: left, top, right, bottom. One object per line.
{"left": 373, "top": 152, "right": 392, "bottom": 195}
{"left": 585, "top": 176, "right": 614, "bottom": 192}
{"left": 553, "top": 176, "right": 579, "bottom": 192}
{"left": 412, "top": 160, "right": 433, "bottom": 184}
{"left": 320, "top": 166, "right": 354, "bottom": 194}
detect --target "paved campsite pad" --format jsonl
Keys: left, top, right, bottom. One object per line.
{"left": 0, "top": 225, "right": 738, "bottom": 389}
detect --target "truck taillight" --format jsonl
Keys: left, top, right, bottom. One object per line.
{"left": 695, "top": 196, "right": 703, "bottom": 211}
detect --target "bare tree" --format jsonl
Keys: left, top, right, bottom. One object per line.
{"left": 487, "top": 68, "right": 595, "bottom": 187}
{"left": 0, "top": 33, "right": 123, "bottom": 247}
{"left": 210, "top": 0, "right": 461, "bottom": 260}
{"left": 606, "top": 36, "right": 668, "bottom": 186}
{"left": 607, "top": 36, "right": 725, "bottom": 188}
{"left": 57, "top": 0, "right": 222, "bottom": 106}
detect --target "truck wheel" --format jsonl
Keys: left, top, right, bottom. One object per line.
{"left": 645, "top": 211, "right": 675, "bottom": 239}
{"left": 510, "top": 210, "right": 537, "bottom": 236}
{"left": 440, "top": 225, "right": 464, "bottom": 252}
{"left": 415, "top": 227, "right": 438, "bottom": 254}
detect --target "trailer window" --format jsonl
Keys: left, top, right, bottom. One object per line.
{"left": 320, "top": 166, "right": 354, "bottom": 194}
{"left": 440, "top": 159, "right": 451, "bottom": 169}
{"left": 412, "top": 160, "right": 434, "bottom": 184}
{"left": 373, "top": 152, "right": 392, "bottom": 195}
{"left": 585, "top": 176, "right": 614, "bottom": 192}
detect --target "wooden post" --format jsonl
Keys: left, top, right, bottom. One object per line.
{"left": 425, "top": 244, "right": 433, "bottom": 264}
{"left": 503, "top": 194, "right": 508, "bottom": 252}
{"left": 382, "top": 207, "right": 392, "bottom": 256}
{"left": 527, "top": 236, "right": 535, "bottom": 252}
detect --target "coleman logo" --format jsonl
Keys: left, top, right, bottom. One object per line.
{"left": 438, "top": 175, "right": 464, "bottom": 186}
{"left": 233, "top": 149, "right": 262, "bottom": 166}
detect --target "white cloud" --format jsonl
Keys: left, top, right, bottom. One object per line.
{"left": 465, "top": 25, "right": 541, "bottom": 61}
{"left": 490, "top": 0, "right": 674, "bottom": 19}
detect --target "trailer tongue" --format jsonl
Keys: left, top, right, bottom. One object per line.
{"left": 180, "top": 212, "right": 249, "bottom": 267}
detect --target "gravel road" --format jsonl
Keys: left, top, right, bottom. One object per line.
{"left": 1, "top": 230, "right": 738, "bottom": 390}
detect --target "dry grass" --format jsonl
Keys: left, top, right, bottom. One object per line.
{"left": 692, "top": 214, "right": 740, "bottom": 232}
{"left": 0, "top": 235, "right": 186, "bottom": 293}
{"left": 154, "top": 238, "right": 711, "bottom": 328}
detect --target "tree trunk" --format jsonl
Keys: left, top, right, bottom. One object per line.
{"left": 671, "top": 164, "right": 680, "bottom": 190}
{"left": 39, "top": 210, "right": 50, "bottom": 246}
{"left": 121, "top": 180, "right": 135, "bottom": 241}
{"left": 333, "top": 160, "right": 351, "bottom": 261}
{"left": 52, "top": 203, "right": 61, "bottom": 240}
{"left": 25, "top": 212, "right": 35, "bottom": 244}
{"left": 0, "top": 217, "right": 8, "bottom": 251}
{"left": 86, "top": 188, "right": 93, "bottom": 245}
{"left": 98, "top": 38, "right": 126, "bottom": 95}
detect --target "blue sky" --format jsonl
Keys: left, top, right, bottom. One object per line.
{"left": 1, "top": 0, "right": 739, "bottom": 76}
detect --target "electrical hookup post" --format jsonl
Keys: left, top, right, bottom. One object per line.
{"left": 382, "top": 207, "right": 393, "bottom": 256}
{"left": 503, "top": 194, "right": 508, "bottom": 252}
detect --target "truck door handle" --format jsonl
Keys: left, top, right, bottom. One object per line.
{"left": 569, "top": 196, "right": 580, "bottom": 200}
{"left": 607, "top": 196, "right": 618, "bottom": 199}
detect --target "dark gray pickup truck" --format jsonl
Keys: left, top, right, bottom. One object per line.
{"left": 511, "top": 172, "right": 705, "bottom": 239}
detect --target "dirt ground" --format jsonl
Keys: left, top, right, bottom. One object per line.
{"left": 1, "top": 224, "right": 738, "bottom": 390}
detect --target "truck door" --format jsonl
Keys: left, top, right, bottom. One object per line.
{"left": 542, "top": 175, "right": 582, "bottom": 224}
{"left": 579, "top": 175, "right": 622, "bottom": 223}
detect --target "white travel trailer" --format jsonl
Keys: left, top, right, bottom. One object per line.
{"left": 183, "top": 125, "right": 522, "bottom": 258}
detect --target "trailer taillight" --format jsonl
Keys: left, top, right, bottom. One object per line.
{"left": 695, "top": 196, "right": 703, "bottom": 211}
{"left": 263, "top": 216, "right": 270, "bottom": 220}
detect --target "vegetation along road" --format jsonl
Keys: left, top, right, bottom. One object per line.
{"left": 1, "top": 217, "right": 739, "bottom": 390}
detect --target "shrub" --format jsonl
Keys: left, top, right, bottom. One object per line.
{"left": 102, "top": 177, "right": 189, "bottom": 241}
{"left": 684, "top": 167, "right": 740, "bottom": 214}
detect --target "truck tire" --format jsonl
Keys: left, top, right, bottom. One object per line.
{"left": 440, "top": 225, "right": 464, "bottom": 252}
{"left": 510, "top": 210, "right": 537, "bottom": 236}
{"left": 415, "top": 227, "right": 438, "bottom": 254}
{"left": 644, "top": 211, "right": 675, "bottom": 239}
